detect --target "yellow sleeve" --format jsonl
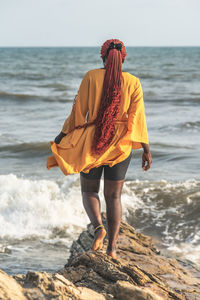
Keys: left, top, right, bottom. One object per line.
{"left": 126, "top": 78, "right": 149, "bottom": 149}
{"left": 61, "top": 72, "right": 89, "bottom": 134}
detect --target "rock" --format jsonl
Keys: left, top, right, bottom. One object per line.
{"left": 0, "top": 269, "right": 26, "bottom": 300}
{"left": 0, "top": 211, "right": 200, "bottom": 299}
{"left": 14, "top": 270, "right": 106, "bottom": 299}
{"left": 113, "top": 280, "right": 163, "bottom": 300}
{"left": 62, "top": 212, "right": 200, "bottom": 300}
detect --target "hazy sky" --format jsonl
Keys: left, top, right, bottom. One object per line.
{"left": 0, "top": 0, "right": 200, "bottom": 47}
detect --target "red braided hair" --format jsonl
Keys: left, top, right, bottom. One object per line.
{"left": 91, "top": 39, "right": 127, "bottom": 155}
{"left": 64, "top": 39, "right": 127, "bottom": 155}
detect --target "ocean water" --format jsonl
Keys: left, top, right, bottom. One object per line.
{"left": 0, "top": 47, "right": 199, "bottom": 275}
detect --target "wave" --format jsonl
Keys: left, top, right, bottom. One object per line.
{"left": 0, "top": 141, "right": 51, "bottom": 157}
{"left": 0, "top": 173, "right": 89, "bottom": 241}
{"left": 0, "top": 174, "right": 199, "bottom": 266}
{"left": 156, "top": 121, "right": 200, "bottom": 133}
{"left": 123, "top": 178, "right": 200, "bottom": 266}
{"left": 178, "top": 121, "right": 200, "bottom": 130}
{"left": 145, "top": 97, "right": 200, "bottom": 105}
{"left": 162, "top": 63, "right": 175, "bottom": 67}
{"left": 122, "top": 70, "right": 197, "bottom": 81}
{"left": 39, "top": 83, "right": 70, "bottom": 91}
{"left": 144, "top": 91, "right": 158, "bottom": 97}
{"left": 0, "top": 90, "right": 74, "bottom": 103}
{"left": 0, "top": 72, "right": 46, "bottom": 80}
{"left": 123, "top": 70, "right": 155, "bottom": 79}
{"left": 0, "top": 91, "right": 38, "bottom": 100}
{"left": 150, "top": 142, "right": 194, "bottom": 150}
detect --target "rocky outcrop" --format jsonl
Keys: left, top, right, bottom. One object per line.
{"left": 0, "top": 212, "right": 200, "bottom": 299}
{"left": 0, "top": 270, "right": 26, "bottom": 300}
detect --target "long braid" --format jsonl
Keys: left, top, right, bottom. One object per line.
{"left": 91, "top": 39, "right": 127, "bottom": 155}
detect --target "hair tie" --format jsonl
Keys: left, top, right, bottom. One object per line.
{"left": 106, "top": 42, "right": 122, "bottom": 56}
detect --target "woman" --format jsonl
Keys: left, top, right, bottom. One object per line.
{"left": 47, "top": 39, "right": 152, "bottom": 259}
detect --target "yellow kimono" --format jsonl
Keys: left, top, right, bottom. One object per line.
{"left": 46, "top": 68, "right": 149, "bottom": 176}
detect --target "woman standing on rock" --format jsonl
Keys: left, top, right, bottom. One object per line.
{"left": 47, "top": 39, "right": 152, "bottom": 259}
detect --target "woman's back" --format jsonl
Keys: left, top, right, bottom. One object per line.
{"left": 82, "top": 68, "right": 139, "bottom": 123}
{"left": 61, "top": 68, "right": 140, "bottom": 126}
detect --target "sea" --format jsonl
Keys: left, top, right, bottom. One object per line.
{"left": 0, "top": 47, "right": 199, "bottom": 275}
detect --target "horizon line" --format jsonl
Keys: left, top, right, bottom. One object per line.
{"left": 0, "top": 45, "right": 200, "bottom": 48}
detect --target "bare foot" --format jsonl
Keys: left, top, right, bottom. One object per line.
{"left": 91, "top": 227, "right": 107, "bottom": 251}
{"left": 106, "top": 249, "right": 117, "bottom": 259}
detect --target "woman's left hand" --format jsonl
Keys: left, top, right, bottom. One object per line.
{"left": 142, "top": 151, "right": 152, "bottom": 171}
{"left": 54, "top": 131, "right": 66, "bottom": 144}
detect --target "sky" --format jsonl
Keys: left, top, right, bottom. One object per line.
{"left": 0, "top": 0, "right": 200, "bottom": 47}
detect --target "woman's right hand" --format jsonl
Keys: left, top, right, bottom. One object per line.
{"left": 54, "top": 131, "right": 66, "bottom": 144}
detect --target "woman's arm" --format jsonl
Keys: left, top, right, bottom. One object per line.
{"left": 141, "top": 142, "right": 150, "bottom": 153}
{"left": 127, "top": 78, "right": 152, "bottom": 170}
{"left": 126, "top": 78, "right": 149, "bottom": 147}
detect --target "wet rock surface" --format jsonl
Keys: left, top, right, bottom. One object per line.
{"left": 1, "top": 212, "right": 200, "bottom": 299}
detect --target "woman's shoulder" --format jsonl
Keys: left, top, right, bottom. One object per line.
{"left": 85, "top": 68, "right": 105, "bottom": 74}
{"left": 122, "top": 70, "right": 138, "bottom": 79}
{"left": 86, "top": 68, "right": 138, "bottom": 78}
{"left": 84, "top": 69, "right": 140, "bottom": 86}
{"left": 83, "top": 68, "right": 105, "bottom": 79}
{"left": 122, "top": 71, "right": 140, "bottom": 86}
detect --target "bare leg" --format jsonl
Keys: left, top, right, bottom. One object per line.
{"left": 104, "top": 179, "right": 124, "bottom": 259}
{"left": 80, "top": 175, "right": 106, "bottom": 250}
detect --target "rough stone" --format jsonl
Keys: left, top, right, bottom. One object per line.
{"left": 0, "top": 211, "right": 199, "bottom": 300}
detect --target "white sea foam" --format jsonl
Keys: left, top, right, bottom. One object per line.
{"left": 123, "top": 179, "right": 200, "bottom": 266}
{"left": 0, "top": 174, "right": 143, "bottom": 241}
{"left": 0, "top": 173, "right": 89, "bottom": 240}
{"left": 0, "top": 174, "right": 199, "bottom": 266}
{"left": 167, "top": 242, "right": 200, "bottom": 265}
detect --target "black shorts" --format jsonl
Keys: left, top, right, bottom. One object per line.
{"left": 80, "top": 150, "right": 132, "bottom": 181}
